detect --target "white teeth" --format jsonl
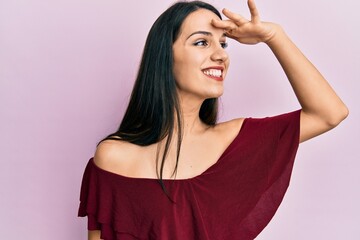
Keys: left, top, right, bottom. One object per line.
{"left": 203, "top": 69, "right": 222, "bottom": 77}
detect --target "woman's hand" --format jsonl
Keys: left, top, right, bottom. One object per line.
{"left": 211, "top": 0, "right": 277, "bottom": 44}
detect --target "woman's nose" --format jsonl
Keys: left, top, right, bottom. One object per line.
{"left": 210, "top": 46, "right": 229, "bottom": 63}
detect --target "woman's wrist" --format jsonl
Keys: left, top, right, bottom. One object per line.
{"left": 263, "top": 23, "right": 284, "bottom": 45}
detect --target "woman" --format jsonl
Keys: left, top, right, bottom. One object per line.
{"left": 78, "top": 0, "right": 348, "bottom": 239}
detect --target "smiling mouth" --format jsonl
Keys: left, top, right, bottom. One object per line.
{"left": 203, "top": 69, "right": 222, "bottom": 78}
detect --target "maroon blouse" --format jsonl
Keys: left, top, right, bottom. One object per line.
{"left": 78, "top": 110, "right": 301, "bottom": 240}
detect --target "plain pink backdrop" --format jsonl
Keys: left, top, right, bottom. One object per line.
{"left": 1, "top": 0, "right": 358, "bottom": 239}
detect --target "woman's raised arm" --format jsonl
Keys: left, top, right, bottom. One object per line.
{"left": 212, "top": 0, "right": 348, "bottom": 142}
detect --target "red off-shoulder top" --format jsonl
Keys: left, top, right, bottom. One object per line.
{"left": 78, "top": 110, "right": 301, "bottom": 240}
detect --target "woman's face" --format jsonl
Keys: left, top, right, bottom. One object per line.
{"left": 173, "top": 9, "right": 229, "bottom": 102}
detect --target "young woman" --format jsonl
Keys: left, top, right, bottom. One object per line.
{"left": 78, "top": 0, "right": 348, "bottom": 239}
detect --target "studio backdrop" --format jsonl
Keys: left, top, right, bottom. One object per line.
{"left": 0, "top": 0, "right": 359, "bottom": 239}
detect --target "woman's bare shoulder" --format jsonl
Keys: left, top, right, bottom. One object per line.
{"left": 93, "top": 138, "right": 141, "bottom": 175}
{"left": 210, "top": 117, "right": 245, "bottom": 143}
{"left": 214, "top": 117, "right": 245, "bottom": 135}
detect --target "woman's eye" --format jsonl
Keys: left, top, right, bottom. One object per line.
{"left": 194, "top": 40, "right": 208, "bottom": 47}
{"left": 221, "top": 42, "right": 228, "bottom": 49}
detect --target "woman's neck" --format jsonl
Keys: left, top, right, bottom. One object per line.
{"left": 177, "top": 96, "right": 208, "bottom": 136}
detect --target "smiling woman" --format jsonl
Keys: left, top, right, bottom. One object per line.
{"left": 173, "top": 9, "right": 229, "bottom": 102}
{"left": 78, "top": 0, "right": 348, "bottom": 239}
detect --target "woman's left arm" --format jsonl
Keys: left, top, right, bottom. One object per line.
{"left": 212, "top": 0, "right": 348, "bottom": 142}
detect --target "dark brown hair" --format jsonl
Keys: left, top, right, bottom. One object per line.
{"left": 100, "top": 1, "right": 222, "bottom": 196}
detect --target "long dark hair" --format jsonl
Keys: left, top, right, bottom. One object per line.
{"left": 101, "top": 1, "right": 222, "bottom": 195}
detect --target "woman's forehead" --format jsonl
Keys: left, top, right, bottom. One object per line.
{"left": 179, "top": 9, "right": 222, "bottom": 36}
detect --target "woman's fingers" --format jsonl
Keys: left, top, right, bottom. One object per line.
{"left": 212, "top": 0, "right": 261, "bottom": 30}
{"left": 211, "top": 19, "right": 238, "bottom": 32}
{"left": 248, "top": 0, "right": 261, "bottom": 23}
{"left": 220, "top": 0, "right": 261, "bottom": 26}
{"left": 212, "top": 0, "right": 271, "bottom": 44}
{"left": 222, "top": 8, "right": 249, "bottom": 26}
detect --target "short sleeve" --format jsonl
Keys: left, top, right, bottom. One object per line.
{"left": 260, "top": 110, "right": 301, "bottom": 185}
{"left": 235, "top": 109, "right": 301, "bottom": 238}
{"left": 272, "top": 110, "right": 301, "bottom": 182}
{"left": 78, "top": 159, "right": 118, "bottom": 239}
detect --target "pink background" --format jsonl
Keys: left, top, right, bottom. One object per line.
{"left": 1, "top": 0, "right": 359, "bottom": 239}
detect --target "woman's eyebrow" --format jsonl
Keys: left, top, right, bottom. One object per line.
{"left": 186, "top": 30, "right": 226, "bottom": 40}
{"left": 186, "top": 31, "right": 212, "bottom": 40}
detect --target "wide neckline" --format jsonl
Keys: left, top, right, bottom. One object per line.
{"left": 91, "top": 118, "right": 249, "bottom": 182}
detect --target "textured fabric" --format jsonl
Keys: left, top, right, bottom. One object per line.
{"left": 78, "top": 110, "right": 301, "bottom": 240}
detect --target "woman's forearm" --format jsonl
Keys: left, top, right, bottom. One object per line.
{"left": 266, "top": 25, "right": 348, "bottom": 140}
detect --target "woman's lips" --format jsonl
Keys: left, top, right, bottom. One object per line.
{"left": 202, "top": 66, "right": 224, "bottom": 81}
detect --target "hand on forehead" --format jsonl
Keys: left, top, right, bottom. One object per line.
{"left": 178, "top": 9, "right": 226, "bottom": 40}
